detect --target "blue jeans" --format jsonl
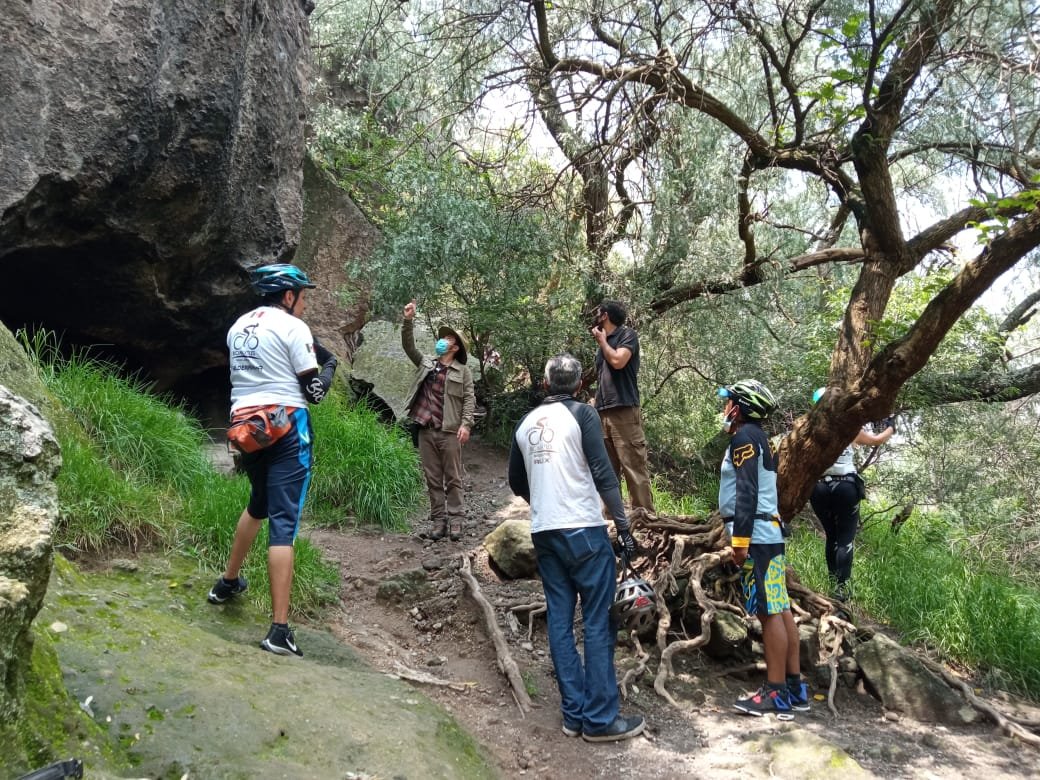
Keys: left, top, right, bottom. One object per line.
{"left": 532, "top": 526, "right": 618, "bottom": 732}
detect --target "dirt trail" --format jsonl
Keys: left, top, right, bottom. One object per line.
{"left": 308, "top": 437, "right": 1037, "bottom": 780}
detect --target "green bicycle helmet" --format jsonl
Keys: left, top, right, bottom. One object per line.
{"left": 249, "top": 264, "right": 316, "bottom": 295}
{"left": 718, "top": 379, "right": 777, "bottom": 420}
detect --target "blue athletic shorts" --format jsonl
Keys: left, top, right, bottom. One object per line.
{"left": 239, "top": 407, "right": 312, "bottom": 546}
{"left": 740, "top": 543, "right": 791, "bottom": 616}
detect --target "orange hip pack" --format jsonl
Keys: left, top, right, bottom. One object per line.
{"left": 227, "top": 405, "right": 295, "bottom": 454}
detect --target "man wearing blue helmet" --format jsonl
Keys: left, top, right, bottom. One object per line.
{"left": 207, "top": 263, "right": 338, "bottom": 658}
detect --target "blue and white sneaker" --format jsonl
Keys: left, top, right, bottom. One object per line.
{"left": 787, "top": 680, "right": 811, "bottom": 712}
{"left": 735, "top": 685, "right": 794, "bottom": 720}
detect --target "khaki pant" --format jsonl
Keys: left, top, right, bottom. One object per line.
{"left": 599, "top": 405, "right": 654, "bottom": 512}
{"left": 417, "top": 428, "right": 465, "bottom": 524}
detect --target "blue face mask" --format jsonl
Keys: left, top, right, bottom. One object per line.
{"left": 435, "top": 338, "right": 451, "bottom": 356}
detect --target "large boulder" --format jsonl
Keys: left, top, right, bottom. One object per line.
{"left": 350, "top": 319, "right": 438, "bottom": 418}
{"left": 483, "top": 519, "right": 538, "bottom": 579}
{"left": 855, "top": 632, "right": 978, "bottom": 725}
{"left": 0, "top": 0, "right": 312, "bottom": 394}
{"left": 296, "top": 155, "right": 380, "bottom": 359}
{"left": 0, "top": 332, "right": 61, "bottom": 726}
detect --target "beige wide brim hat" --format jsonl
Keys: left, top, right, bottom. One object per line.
{"left": 437, "top": 325, "right": 468, "bottom": 364}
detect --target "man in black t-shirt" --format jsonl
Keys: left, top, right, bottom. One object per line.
{"left": 590, "top": 300, "right": 655, "bottom": 514}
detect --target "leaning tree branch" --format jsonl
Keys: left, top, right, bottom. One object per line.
{"left": 869, "top": 208, "right": 1040, "bottom": 400}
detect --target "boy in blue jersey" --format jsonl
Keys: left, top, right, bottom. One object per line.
{"left": 208, "top": 264, "right": 338, "bottom": 658}
{"left": 717, "top": 380, "right": 809, "bottom": 717}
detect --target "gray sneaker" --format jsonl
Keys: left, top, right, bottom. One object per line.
{"left": 581, "top": 714, "right": 645, "bottom": 743}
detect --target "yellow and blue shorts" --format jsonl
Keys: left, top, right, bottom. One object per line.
{"left": 741, "top": 543, "right": 791, "bottom": 616}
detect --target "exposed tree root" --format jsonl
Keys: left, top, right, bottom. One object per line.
{"left": 619, "top": 633, "right": 650, "bottom": 697}
{"left": 507, "top": 601, "right": 547, "bottom": 642}
{"left": 818, "top": 614, "right": 855, "bottom": 717}
{"left": 920, "top": 657, "right": 1040, "bottom": 749}
{"left": 459, "top": 553, "right": 533, "bottom": 713}
{"left": 389, "top": 660, "right": 476, "bottom": 692}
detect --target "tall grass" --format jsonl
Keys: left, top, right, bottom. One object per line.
{"left": 787, "top": 512, "right": 1040, "bottom": 699}
{"left": 308, "top": 392, "right": 424, "bottom": 530}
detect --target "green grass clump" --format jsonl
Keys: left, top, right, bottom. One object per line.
{"left": 308, "top": 391, "right": 424, "bottom": 530}
{"left": 651, "top": 477, "right": 717, "bottom": 517}
{"left": 787, "top": 510, "right": 1040, "bottom": 699}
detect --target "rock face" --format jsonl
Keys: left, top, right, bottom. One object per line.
{"left": 0, "top": 332, "right": 61, "bottom": 725}
{"left": 0, "top": 0, "right": 312, "bottom": 393}
{"left": 296, "top": 155, "right": 380, "bottom": 359}
{"left": 350, "top": 319, "right": 438, "bottom": 419}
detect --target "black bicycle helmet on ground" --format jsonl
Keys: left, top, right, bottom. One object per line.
{"left": 249, "top": 263, "right": 316, "bottom": 295}
{"left": 612, "top": 574, "right": 657, "bottom": 635}
{"left": 719, "top": 379, "right": 777, "bottom": 420}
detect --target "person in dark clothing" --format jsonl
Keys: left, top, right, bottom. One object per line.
{"left": 589, "top": 300, "right": 654, "bottom": 514}
{"left": 508, "top": 353, "right": 645, "bottom": 743}
{"left": 808, "top": 387, "right": 895, "bottom": 601}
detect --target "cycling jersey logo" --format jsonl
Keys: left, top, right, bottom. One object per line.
{"left": 527, "top": 417, "right": 555, "bottom": 446}
{"left": 731, "top": 443, "right": 756, "bottom": 468}
{"left": 232, "top": 324, "right": 260, "bottom": 351}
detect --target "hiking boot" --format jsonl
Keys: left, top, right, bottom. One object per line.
{"left": 207, "top": 575, "right": 247, "bottom": 604}
{"left": 734, "top": 685, "right": 794, "bottom": 719}
{"left": 581, "top": 714, "right": 645, "bottom": 743}
{"left": 449, "top": 520, "right": 463, "bottom": 541}
{"left": 787, "top": 680, "right": 811, "bottom": 712}
{"left": 561, "top": 720, "right": 581, "bottom": 738}
{"left": 421, "top": 519, "right": 448, "bottom": 541}
{"left": 260, "top": 624, "right": 303, "bottom": 657}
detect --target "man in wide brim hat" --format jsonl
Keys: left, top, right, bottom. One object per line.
{"left": 401, "top": 301, "right": 477, "bottom": 541}
{"left": 437, "top": 325, "right": 468, "bottom": 365}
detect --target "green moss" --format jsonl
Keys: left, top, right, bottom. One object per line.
{"left": 0, "top": 626, "right": 123, "bottom": 776}
{"left": 435, "top": 718, "right": 489, "bottom": 773}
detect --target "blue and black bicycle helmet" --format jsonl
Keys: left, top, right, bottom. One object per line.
{"left": 718, "top": 379, "right": 777, "bottom": 420}
{"left": 249, "top": 264, "right": 316, "bottom": 295}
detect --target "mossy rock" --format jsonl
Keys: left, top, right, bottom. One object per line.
{"left": 0, "top": 622, "right": 123, "bottom": 776}
{"left": 33, "top": 554, "right": 493, "bottom": 779}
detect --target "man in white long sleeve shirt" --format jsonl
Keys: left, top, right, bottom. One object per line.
{"left": 508, "top": 353, "right": 645, "bottom": 743}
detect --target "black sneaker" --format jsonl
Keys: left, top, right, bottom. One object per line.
{"left": 787, "top": 680, "right": 811, "bottom": 712}
{"left": 207, "top": 575, "right": 247, "bottom": 604}
{"left": 734, "top": 685, "right": 794, "bottom": 719}
{"left": 561, "top": 720, "right": 581, "bottom": 738}
{"left": 581, "top": 714, "right": 645, "bottom": 743}
{"left": 260, "top": 624, "right": 303, "bottom": 657}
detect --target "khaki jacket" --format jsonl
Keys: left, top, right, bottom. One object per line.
{"left": 402, "top": 319, "right": 476, "bottom": 433}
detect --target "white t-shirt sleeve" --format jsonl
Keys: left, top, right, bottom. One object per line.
{"left": 286, "top": 320, "right": 319, "bottom": 375}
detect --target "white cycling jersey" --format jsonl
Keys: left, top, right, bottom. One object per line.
{"left": 228, "top": 306, "right": 318, "bottom": 412}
